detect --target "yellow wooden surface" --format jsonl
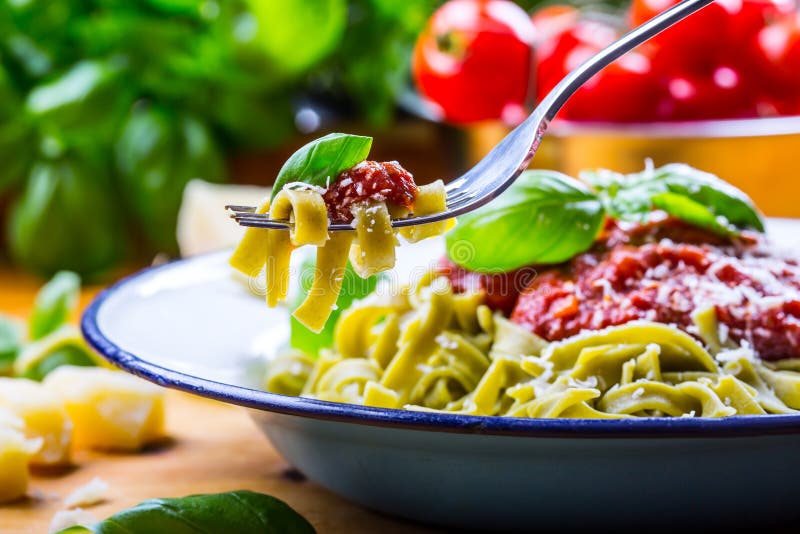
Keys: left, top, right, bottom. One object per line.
{"left": 0, "top": 266, "right": 439, "bottom": 534}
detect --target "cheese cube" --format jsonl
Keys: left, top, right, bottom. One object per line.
{"left": 43, "top": 366, "right": 165, "bottom": 451}
{"left": 0, "top": 407, "right": 40, "bottom": 503}
{"left": 0, "top": 377, "right": 73, "bottom": 466}
{"left": 0, "top": 405, "right": 24, "bottom": 432}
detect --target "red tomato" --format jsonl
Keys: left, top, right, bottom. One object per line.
{"left": 629, "top": 0, "right": 796, "bottom": 71}
{"left": 561, "top": 52, "right": 664, "bottom": 122}
{"left": 531, "top": 12, "right": 661, "bottom": 123}
{"left": 656, "top": 64, "right": 755, "bottom": 119}
{"left": 534, "top": 19, "right": 618, "bottom": 103}
{"left": 729, "top": 0, "right": 797, "bottom": 37}
{"left": 412, "top": 0, "right": 536, "bottom": 125}
{"left": 752, "top": 93, "right": 800, "bottom": 116}
{"left": 628, "top": 0, "right": 741, "bottom": 72}
{"left": 531, "top": 4, "right": 581, "bottom": 44}
{"left": 753, "top": 14, "right": 800, "bottom": 89}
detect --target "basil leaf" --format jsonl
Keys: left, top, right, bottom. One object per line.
{"left": 29, "top": 271, "right": 80, "bottom": 341}
{"left": 586, "top": 164, "right": 764, "bottom": 234}
{"left": 651, "top": 192, "right": 733, "bottom": 236}
{"left": 271, "top": 133, "right": 372, "bottom": 200}
{"left": 8, "top": 149, "right": 127, "bottom": 279}
{"left": 14, "top": 325, "right": 97, "bottom": 381}
{"left": 247, "top": 0, "right": 347, "bottom": 77}
{"left": 19, "top": 344, "right": 95, "bottom": 382}
{"left": 290, "top": 258, "right": 383, "bottom": 356}
{"left": 0, "top": 315, "right": 22, "bottom": 376}
{"left": 446, "top": 170, "right": 606, "bottom": 271}
{"left": 56, "top": 490, "right": 315, "bottom": 534}
{"left": 0, "top": 63, "right": 33, "bottom": 194}
{"left": 654, "top": 164, "right": 764, "bottom": 232}
{"left": 25, "top": 58, "right": 132, "bottom": 135}
{"left": 115, "top": 103, "right": 226, "bottom": 254}
{"left": 582, "top": 168, "right": 652, "bottom": 222}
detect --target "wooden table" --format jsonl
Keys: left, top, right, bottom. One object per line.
{"left": 1, "top": 266, "right": 439, "bottom": 533}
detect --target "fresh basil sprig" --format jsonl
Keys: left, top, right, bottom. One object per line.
{"left": 271, "top": 133, "right": 372, "bottom": 200}
{"left": 29, "top": 270, "right": 80, "bottom": 341}
{"left": 56, "top": 490, "right": 315, "bottom": 534}
{"left": 446, "top": 170, "right": 606, "bottom": 271}
{"left": 17, "top": 333, "right": 97, "bottom": 381}
{"left": 1, "top": 271, "right": 98, "bottom": 380}
{"left": 583, "top": 163, "right": 764, "bottom": 234}
{"left": 446, "top": 164, "right": 765, "bottom": 272}
{"left": 0, "top": 316, "right": 22, "bottom": 376}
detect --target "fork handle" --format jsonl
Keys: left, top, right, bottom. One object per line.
{"left": 540, "top": 0, "right": 717, "bottom": 122}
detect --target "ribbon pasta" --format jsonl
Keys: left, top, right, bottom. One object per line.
{"left": 265, "top": 274, "right": 800, "bottom": 418}
{"left": 230, "top": 180, "right": 449, "bottom": 333}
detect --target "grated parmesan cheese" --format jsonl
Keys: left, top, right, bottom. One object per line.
{"left": 283, "top": 181, "right": 327, "bottom": 195}
{"left": 434, "top": 334, "right": 459, "bottom": 350}
{"left": 567, "top": 376, "right": 598, "bottom": 389}
{"left": 716, "top": 345, "right": 756, "bottom": 364}
{"left": 64, "top": 477, "right": 109, "bottom": 509}
{"left": 718, "top": 322, "right": 730, "bottom": 344}
{"left": 415, "top": 364, "right": 436, "bottom": 374}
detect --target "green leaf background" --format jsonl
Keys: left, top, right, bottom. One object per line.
{"left": 7, "top": 149, "right": 126, "bottom": 279}
{"left": 0, "top": 0, "right": 442, "bottom": 277}
{"left": 29, "top": 270, "right": 80, "bottom": 340}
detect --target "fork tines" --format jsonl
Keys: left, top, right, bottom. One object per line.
{"left": 224, "top": 204, "right": 257, "bottom": 213}
{"left": 226, "top": 205, "right": 296, "bottom": 229}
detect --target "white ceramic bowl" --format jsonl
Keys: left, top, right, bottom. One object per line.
{"left": 82, "top": 222, "right": 800, "bottom": 530}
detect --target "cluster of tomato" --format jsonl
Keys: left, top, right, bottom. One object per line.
{"left": 412, "top": 0, "right": 800, "bottom": 124}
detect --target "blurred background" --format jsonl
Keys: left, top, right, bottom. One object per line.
{"left": 0, "top": 0, "right": 798, "bottom": 282}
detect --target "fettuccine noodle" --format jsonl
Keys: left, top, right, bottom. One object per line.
{"left": 265, "top": 274, "right": 800, "bottom": 418}
{"left": 230, "top": 181, "right": 449, "bottom": 333}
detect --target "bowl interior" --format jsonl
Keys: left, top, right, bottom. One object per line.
{"left": 89, "top": 238, "right": 444, "bottom": 391}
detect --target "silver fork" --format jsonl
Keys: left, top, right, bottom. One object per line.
{"left": 229, "top": 0, "right": 715, "bottom": 231}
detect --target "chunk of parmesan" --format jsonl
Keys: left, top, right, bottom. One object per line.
{"left": 0, "top": 377, "right": 73, "bottom": 466}
{"left": 0, "top": 408, "right": 41, "bottom": 503}
{"left": 64, "top": 477, "right": 110, "bottom": 509}
{"left": 44, "top": 366, "right": 165, "bottom": 451}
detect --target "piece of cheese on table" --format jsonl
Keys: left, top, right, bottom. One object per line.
{"left": 177, "top": 179, "right": 270, "bottom": 257}
{"left": 44, "top": 366, "right": 165, "bottom": 451}
{"left": 64, "top": 476, "right": 110, "bottom": 508}
{"left": 0, "top": 407, "right": 41, "bottom": 503}
{"left": 0, "top": 377, "right": 73, "bottom": 466}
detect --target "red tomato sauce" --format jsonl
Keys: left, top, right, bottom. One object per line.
{"left": 323, "top": 161, "right": 417, "bottom": 222}
{"left": 437, "top": 258, "right": 536, "bottom": 315}
{"left": 445, "top": 218, "right": 800, "bottom": 360}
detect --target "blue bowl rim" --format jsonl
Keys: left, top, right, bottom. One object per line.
{"left": 81, "top": 253, "right": 800, "bottom": 439}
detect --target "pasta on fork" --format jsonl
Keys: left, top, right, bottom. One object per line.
{"left": 230, "top": 147, "right": 449, "bottom": 332}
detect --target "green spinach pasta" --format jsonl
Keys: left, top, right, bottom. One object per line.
{"left": 265, "top": 274, "right": 800, "bottom": 418}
